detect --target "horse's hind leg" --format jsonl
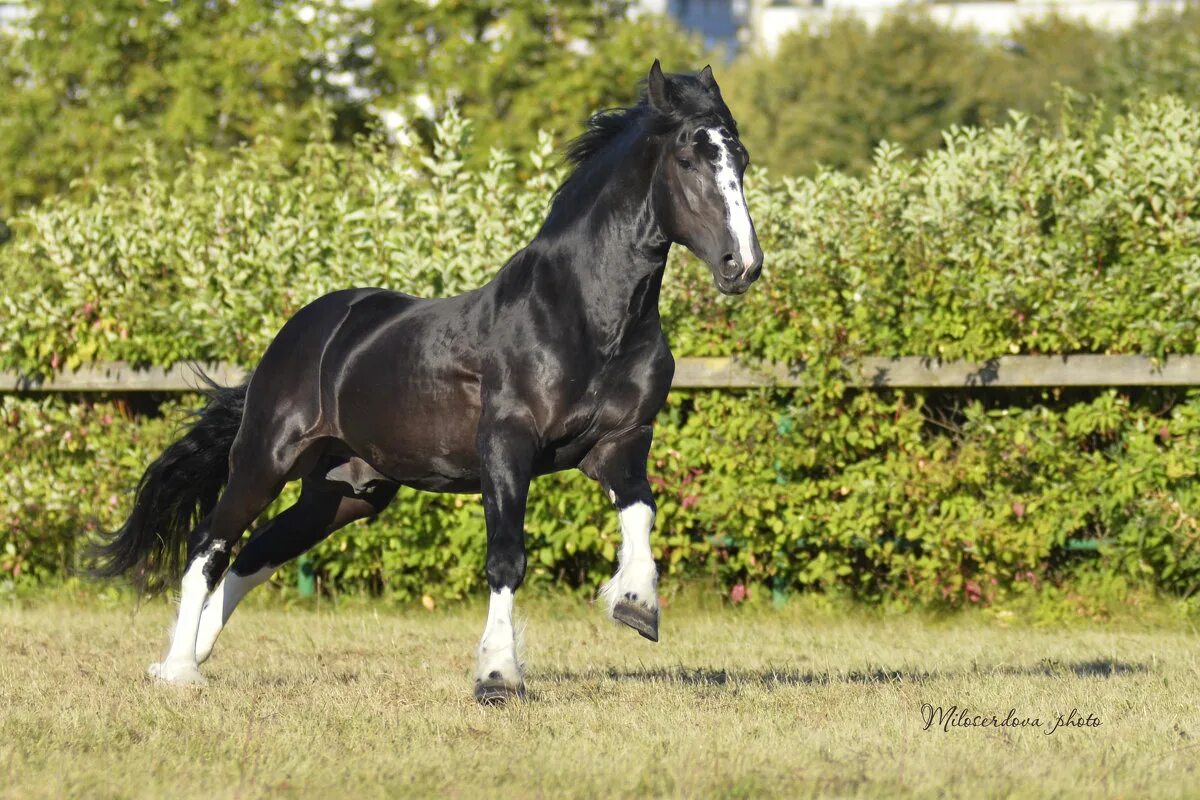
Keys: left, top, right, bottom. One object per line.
{"left": 148, "top": 440, "right": 306, "bottom": 685}
{"left": 195, "top": 481, "right": 396, "bottom": 664}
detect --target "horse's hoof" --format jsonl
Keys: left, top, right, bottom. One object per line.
{"left": 613, "top": 600, "right": 659, "bottom": 642}
{"left": 474, "top": 679, "right": 525, "bottom": 706}
{"left": 147, "top": 661, "right": 207, "bottom": 686}
{"left": 472, "top": 676, "right": 525, "bottom": 705}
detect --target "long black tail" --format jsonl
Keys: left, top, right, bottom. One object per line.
{"left": 88, "top": 373, "right": 248, "bottom": 594}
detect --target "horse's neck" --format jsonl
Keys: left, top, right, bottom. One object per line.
{"left": 536, "top": 201, "right": 668, "bottom": 353}
{"left": 527, "top": 161, "right": 669, "bottom": 351}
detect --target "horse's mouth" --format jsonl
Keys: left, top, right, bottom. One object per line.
{"left": 715, "top": 278, "right": 753, "bottom": 296}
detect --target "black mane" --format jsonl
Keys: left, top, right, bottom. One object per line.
{"left": 558, "top": 72, "right": 738, "bottom": 188}
{"left": 563, "top": 104, "right": 649, "bottom": 168}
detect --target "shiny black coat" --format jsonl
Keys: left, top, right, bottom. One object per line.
{"left": 94, "top": 62, "right": 761, "bottom": 602}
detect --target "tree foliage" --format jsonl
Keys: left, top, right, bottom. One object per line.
{"left": 10, "top": 1, "right": 1200, "bottom": 220}
{"left": 360, "top": 0, "right": 701, "bottom": 165}
{"left": 0, "top": 0, "right": 701, "bottom": 218}
{"left": 724, "top": 7, "right": 1200, "bottom": 176}
{"left": 0, "top": 0, "right": 353, "bottom": 216}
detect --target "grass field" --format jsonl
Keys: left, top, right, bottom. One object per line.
{"left": 2, "top": 593, "right": 1198, "bottom": 799}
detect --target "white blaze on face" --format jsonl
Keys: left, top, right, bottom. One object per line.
{"left": 704, "top": 127, "right": 756, "bottom": 273}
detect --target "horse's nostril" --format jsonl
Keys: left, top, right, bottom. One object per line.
{"left": 721, "top": 255, "right": 740, "bottom": 278}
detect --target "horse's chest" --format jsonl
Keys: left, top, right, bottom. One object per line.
{"left": 539, "top": 349, "right": 673, "bottom": 469}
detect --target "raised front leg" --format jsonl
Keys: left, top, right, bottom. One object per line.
{"left": 581, "top": 425, "right": 660, "bottom": 642}
{"left": 474, "top": 417, "right": 536, "bottom": 705}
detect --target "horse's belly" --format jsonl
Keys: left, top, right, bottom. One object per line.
{"left": 333, "top": 349, "right": 484, "bottom": 489}
{"left": 351, "top": 415, "right": 482, "bottom": 493}
{"left": 399, "top": 473, "right": 483, "bottom": 493}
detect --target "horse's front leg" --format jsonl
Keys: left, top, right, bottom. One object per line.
{"left": 474, "top": 417, "right": 536, "bottom": 705}
{"left": 582, "top": 425, "right": 660, "bottom": 642}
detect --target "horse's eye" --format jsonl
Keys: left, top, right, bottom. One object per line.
{"left": 678, "top": 158, "right": 694, "bottom": 171}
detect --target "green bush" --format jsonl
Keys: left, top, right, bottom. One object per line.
{"left": 6, "top": 385, "right": 1200, "bottom": 608}
{"left": 4, "top": 98, "right": 1199, "bottom": 371}
{"left": 3, "top": 97, "right": 1200, "bottom": 607}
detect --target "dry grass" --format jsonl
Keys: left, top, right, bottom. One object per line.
{"left": 1, "top": 594, "right": 1198, "bottom": 799}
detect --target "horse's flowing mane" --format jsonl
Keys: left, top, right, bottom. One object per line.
{"left": 563, "top": 105, "right": 647, "bottom": 168}
{"left": 547, "top": 73, "right": 737, "bottom": 219}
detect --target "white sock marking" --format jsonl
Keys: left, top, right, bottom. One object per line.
{"left": 476, "top": 588, "right": 522, "bottom": 686}
{"left": 600, "top": 502, "right": 659, "bottom": 616}
{"left": 195, "top": 565, "right": 274, "bottom": 664}
{"left": 705, "top": 127, "right": 756, "bottom": 273}
{"left": 148, "top": 550, "right": 215, "bottom": 684}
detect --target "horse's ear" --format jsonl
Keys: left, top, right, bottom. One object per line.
{"left": 647, "top": 59, "right": 671, "bottom": 112}
{"left": 698, "top": 65, "right": 718, "bottom": 93}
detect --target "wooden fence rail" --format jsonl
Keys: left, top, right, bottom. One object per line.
{"left": 4, "top": 355, "right": 1200, "bottom": 392}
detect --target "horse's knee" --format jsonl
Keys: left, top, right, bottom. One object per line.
{"left": 581, "top": 425, "right": 653, "bottom": 484}
{"left": 486, "top": 548, "right": 527, "bottom": 592}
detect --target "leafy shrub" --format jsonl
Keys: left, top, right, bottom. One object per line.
{"left": 3, "top": 97, "right": 1200, "bottom": 606}
{"left": 6, "top": 386, "right": 1200, "bottom": 607}
{"left": 3, "top": 97, "right": 1199, "bottom": 371}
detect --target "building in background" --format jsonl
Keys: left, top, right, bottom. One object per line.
{"left": 639, "top": 0, "right": 754, "bottom": 49}
{"left": 0, "top": 1, "right": 24, "bottom": 25}
{"left": 654, "top": 0, "right": 1191, "bottom": 53}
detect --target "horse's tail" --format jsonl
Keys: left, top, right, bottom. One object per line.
{"left": 87, "top": 371, "right": 249, "bottom": 594}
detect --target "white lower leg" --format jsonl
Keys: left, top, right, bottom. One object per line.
{"left": 148, "top": 550, "right": 217, "bottom": 684}
{"left": 600, "top": 502, "right": 659, "bottom": 616}
{"left": 475, "top": 588, "right": 522, "bottom": 687}
{"left": 195, "top": 565, "right": 274, "bottom": 664}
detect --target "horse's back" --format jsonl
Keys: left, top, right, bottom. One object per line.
{"left": 252, "top": 287, "right": 421, "bottom": 382}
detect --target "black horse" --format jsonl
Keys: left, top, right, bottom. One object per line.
{"left": 93, "top": 61, "right": 763, "bottom": 704}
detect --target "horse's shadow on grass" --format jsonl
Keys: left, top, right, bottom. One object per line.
{"left": 539, "top": 659, "right": 1147, "bottom": 689}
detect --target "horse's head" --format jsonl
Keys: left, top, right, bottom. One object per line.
{"left": 648, "top": 60, "right": 763, "bottom": 296}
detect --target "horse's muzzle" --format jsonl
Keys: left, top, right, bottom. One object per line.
{"left": 715, "top": 253, "right": 763, "bottom": 295}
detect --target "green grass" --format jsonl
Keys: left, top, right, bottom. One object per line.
{"left": 2, "top": 594, "right": 1198, "bottom": 799}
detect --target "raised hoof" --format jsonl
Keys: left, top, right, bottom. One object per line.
{"left": 147, "top": 661, "right": 207, "bottom": 686}
{"left": 474, "top": 679, "right": 525, "bottom": 706}
{"left": 613, "top": 600, "right": 659, "bottom": 642}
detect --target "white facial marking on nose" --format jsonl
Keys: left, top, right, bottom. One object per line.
{"left": 705, "top": 127, "right": 755, "bottom": 273}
